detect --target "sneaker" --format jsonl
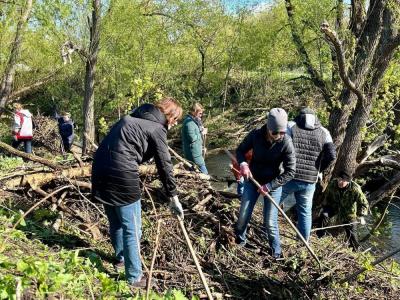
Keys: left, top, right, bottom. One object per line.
{"left": 113, "top": 261, "right": 124, "bottom": 273}
{"left": 129, "top": 276, "right": 148, "bottom": 290}
{"left": 273, "top": 253, "right": 284, "bottom": 261}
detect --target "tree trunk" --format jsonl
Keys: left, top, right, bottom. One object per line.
{"left": 0, "top": 0, "right": 33, "bottom": 113}
{"left": 82, "top": 0, "right": 101, "bottom": 155}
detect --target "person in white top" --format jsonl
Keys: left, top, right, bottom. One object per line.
{"left": 11, "top": 102, "right": 33, "bottom": 153}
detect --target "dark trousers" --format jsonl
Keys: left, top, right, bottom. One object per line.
{"left": 12, "top": 139, "right": 32, "bottom": 154}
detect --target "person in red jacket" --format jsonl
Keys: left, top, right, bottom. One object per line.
{"left": 230, "top": 149, "right": 253, "bottom": 197}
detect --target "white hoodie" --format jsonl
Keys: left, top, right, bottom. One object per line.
{"left": 13, "top": 109, "right": 33, "bottom": 140}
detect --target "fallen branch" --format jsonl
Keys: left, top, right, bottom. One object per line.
{"left": 339, "top": 247, "right": 400, "bottom": 284}
{"left": 0, "top": 141, "right": 61, "bottom": 170}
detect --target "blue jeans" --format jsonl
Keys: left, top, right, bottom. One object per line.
{"left": 198, "top": 163, "right": 208, "bottom": 175}
{"left": 104, "top": 201, "right": 142, "bottom": 284}
{"left": 12, "top": 139, "right": 32, "bottom": 153}
{"left": 237, "top": 177, "right": 244, "bottom": 197}
{"left": 281, "top": 180, "right": 316, "bottom": 241}
{"left": 235, "top": 181, "right": 283, "bottom": 256}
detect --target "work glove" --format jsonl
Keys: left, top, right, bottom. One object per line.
{"left": 240, "top": 162, "right": 252, "bottom": 180}
{"left": 202, "top": 127, "right": 208, "bottom": 135}
{"left": 317, "top": 172, "right": 323, "bottom": 182}
{"left": 169, "top": 195, "right": 184, "bottom": 219}
{"left": 258, "top": 182, "right": 273, "bottom": 194}
{"left": 359, "top": 216, "right": 366, "bottom": 225}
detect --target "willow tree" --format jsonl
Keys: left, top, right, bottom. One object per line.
{"left": 285, "top": 0, "right": 400, "bottom": 205}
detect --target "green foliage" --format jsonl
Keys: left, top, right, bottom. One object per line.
{"left": 0, "top": 156, "right": 24, "bottom": 176}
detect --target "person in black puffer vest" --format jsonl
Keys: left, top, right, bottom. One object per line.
{"left": 235, "top": 108, "right": 296, "bottom": 259}
{"left": 280, "top": 108, "right": 336, "bottom": 242}
{"left": 91, "top": 98, "right": 184, "bottom": 289}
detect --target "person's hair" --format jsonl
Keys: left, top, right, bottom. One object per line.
{"left": 155, "top": 97, "right": 183, "bottom": 124}
{"left": 190, "top": 102, "right": 204, "bottom": 115}
{"left": 62, "top": 112, "right": 71, "bottom": 118}
{"left": 13, "top": 103, "right": 23, "bottom": 110}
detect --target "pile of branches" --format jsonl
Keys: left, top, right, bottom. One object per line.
{"left": 32, "top": 115, "right": 61, "bottom": 154}
{"left": 0, "top": 151, "right": 399, "bottom": 299}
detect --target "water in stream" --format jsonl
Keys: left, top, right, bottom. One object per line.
{"left": 205, "top": 152, "right": 400, "bottom": 262}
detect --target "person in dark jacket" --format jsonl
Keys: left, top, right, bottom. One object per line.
{"left": 181, "top": 102, "right": 208, "bottom": 174}
{"left": 235, "top": 108, "right": 296, "bottom": 258}
{"left": 57, "top": 112, "right": 75, "bottom": 152}
{"left": 91, "top": 98, "right": 184, "bottom": 289}
{"left": 280, "top": 108, "right": 336, "bottom": 242}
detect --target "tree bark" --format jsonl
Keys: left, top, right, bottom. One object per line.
{"left": 82, "top": 0, "right": 101, "bottom": 155}
{"left": 0, "top": 0, "right": 33, "bottom": 113}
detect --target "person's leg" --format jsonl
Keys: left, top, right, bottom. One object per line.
{"left": 316, "top": 206, "right": 333, "bottom": 238}
{"left": 103, "top": 205, "right": 124, "bottom": 263}
{"left": 237, "top": 177, "right": 244, "bottom": 197}
{"left": 294, "top": 182, "right": 316, "bottom": 241}
{"left": 235, "top": 181, "right": 259, "bottom": 244}
{"left": 263, "top": 187, "right": 283, "bottom": 257}
{"left": 198, "top": 164, "right": 208, "bottom": 175}
{"left": 280, "top": 180, "right": 297, "bottom": 211}
{"left": 116, "top": 201, "right": 142, "bottom": 284}
{"left": 12, "top": 140, "right": 22, "bottom": 150}
{"left": 345, "top": 222, "right": 360, "bottom": 251}
{"left": 24, "top": 140, "right": 32, "bottom": 154}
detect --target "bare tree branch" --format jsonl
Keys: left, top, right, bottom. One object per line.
{"left": 320, "top": 21, "right": 366, "bottom": 105}
{"left": 355, "top": 154, "right": 400, "bottom": 177}
{"left": 285, "top": 0, "right": 332, "bottom": 104}
{"left": 349, "top": 0, "right": 366, "bottom": 37}
{"left": 358, "top": 134, "right": 388, "bottom": 164}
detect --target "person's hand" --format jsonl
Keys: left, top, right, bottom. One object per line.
{"left": 258, "top": 183, "right": 272, "bottom": 194}
{"left": 203, "top": 147, "right": 207, "bottom": 155}
{"left": 317, "top": 172, "right": 323, "bottom": 182}
{"left": 169, "top": 195, "right": 184, "bottom": 219}
{"left": 240, "top": 162, "right": 252, "bottom": 180}
{"left": 202, "top": 127, "right": 208, "bottom": 135}
{"left": 359, "top": 216, "right": 366, "bottom": 225}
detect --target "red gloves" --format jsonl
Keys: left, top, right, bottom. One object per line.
{"left": 259, "top": 183, "right": 273, "bottom": 194}
{"left": 240, "top": 162, "right": 252, "bottom": 180}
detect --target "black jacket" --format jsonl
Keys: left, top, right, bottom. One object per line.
{"left": 91, "top": 103, "right": 177, "bottom": 206}
{"left": 236, "top": 125, "right": 296, "bottom": 189}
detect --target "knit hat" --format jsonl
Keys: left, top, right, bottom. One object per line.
{"left": 338, "top": 170, "right": 352, "bottom": 181}
{"left": 267, "top": 108, "right": 288, "bottom": 132}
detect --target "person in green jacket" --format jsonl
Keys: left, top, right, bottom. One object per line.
{"left": 181, "top": 102, "right": 208, "bottom": 174}
{"left": 317, "top": 171, "right": 369, "bottom": 250}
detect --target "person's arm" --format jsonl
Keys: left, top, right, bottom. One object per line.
{"left": 354, "top": 184, "right": 369, "bottom": 216}
{"left": 184, "top": 120, "right": 201, "bottom": 144}
{"left": 269, "top": 138, "right": 296, "bottom": 190}
{"left": 320, "top": 127, "right": 336, "bottom": 171}
{"left": 151, "top": 128, "right": 178, "bottom": 198}
{"left": 236, "top": 130, "right": 254, "bottom": 165}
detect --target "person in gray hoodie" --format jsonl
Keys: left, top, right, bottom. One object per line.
{"left": 280, "top": 108, "right": 336, "bottom": 242}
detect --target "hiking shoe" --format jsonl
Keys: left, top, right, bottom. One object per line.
{"left": 129, "top": 276, "right": 148, "bottom": 290}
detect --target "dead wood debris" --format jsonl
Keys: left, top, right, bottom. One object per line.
{"left": 0, "top": 158, "right": 399, "bottom": 299}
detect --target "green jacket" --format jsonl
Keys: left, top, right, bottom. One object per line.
{"left": 181, "top": 115, "right": 205, "bottom": 166}
{"left": 323, "top": 180, "right": 369, "bottom": 222}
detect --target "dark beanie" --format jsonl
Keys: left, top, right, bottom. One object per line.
{"left": 338, "top": 170, "right": 352, "bottom": 181}
{"left": 267, "top": 108, "right": 288, "bottom": 132}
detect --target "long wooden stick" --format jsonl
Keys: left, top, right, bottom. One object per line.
{"left": 177, "top": 215, "right": 213, "bottom": 300}
{"left": 339, "top": 247, "right": 400, "bottom": 284}
{"left": 311, "top": 221, "right": 360, "bottom": 232}
{"left": 225, "top": 149, "right": 322, "bottom": 271}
